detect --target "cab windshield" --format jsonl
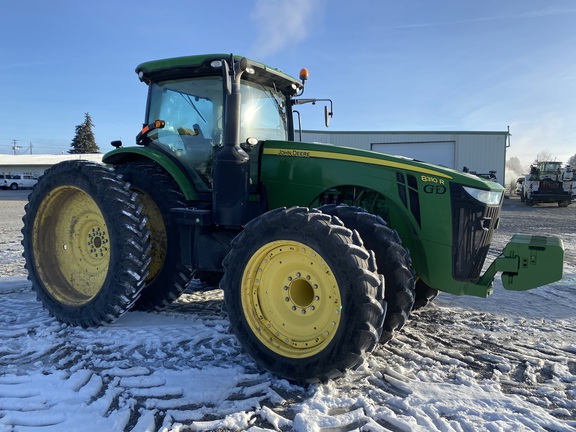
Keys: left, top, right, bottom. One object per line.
{"left": 146, "top": 76, "right": 289, "bottom": 190}
{"left": 540, "top": 162, "right": 561, "bottom": 172}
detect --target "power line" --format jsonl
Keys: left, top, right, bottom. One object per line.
{"left": 0, "top": 137, "right": 69, "bottom": 155}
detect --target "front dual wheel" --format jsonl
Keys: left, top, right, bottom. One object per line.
{"left": 222, "top": 207, "right": 385, "bottom": 383}
{"left": 319, "top": 205, "right": 415, "bottom": 344}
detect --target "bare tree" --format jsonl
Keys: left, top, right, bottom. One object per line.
{"left": 535, "top": 150, "right": 554, "bottom": 163}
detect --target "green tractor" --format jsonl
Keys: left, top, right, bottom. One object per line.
{"left": 22, "top": 54, "right": 564, "bottom": 382}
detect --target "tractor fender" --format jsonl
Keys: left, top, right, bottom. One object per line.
{"left": 103, "top": 147, "right": 199, "bottom": 200}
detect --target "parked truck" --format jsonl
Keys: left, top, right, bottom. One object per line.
{"left": 21, "top": 54, "right": 565, "bottom": 382}
{"left": 524, "top": 161, "right": 573, "bottom": 206}
{"left": 0, "top": 173, "right": 38, "bottom": 190}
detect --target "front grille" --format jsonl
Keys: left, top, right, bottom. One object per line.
{"left": 450, "top": 184, "right": 500, "bottom": 282}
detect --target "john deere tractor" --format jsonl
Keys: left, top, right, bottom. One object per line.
{"left": 22, "top": 54, "right": 564, "bottom": 382}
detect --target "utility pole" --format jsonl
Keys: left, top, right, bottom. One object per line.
{"left": 11, "top": 139, "right": 20, "bottom": 155}
{"left": 29, "top": 142, "right": 33, "bottom": 154}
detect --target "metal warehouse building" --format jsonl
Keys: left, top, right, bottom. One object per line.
{"left": 301, "top": 130, "right": 510, "bottom": 186}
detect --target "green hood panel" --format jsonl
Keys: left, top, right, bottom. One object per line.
{"left": 262, "top": 140, "right": 503, "bottom": 191}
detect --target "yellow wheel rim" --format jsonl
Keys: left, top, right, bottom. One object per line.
{"left": 241, "top": 240, "right": 342, "bottom": 358}
{"left": 134, "top": 191, "right": 166, "bottom": 283}
{"left": 32, "top": 186, "right": 110, "bottom": 306}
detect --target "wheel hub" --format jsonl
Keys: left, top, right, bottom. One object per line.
{"left": 87, "top": 227, "right": 108, "bottom": 258}
{"left": 285, "top": 275, "right": 317, "bottom": 312}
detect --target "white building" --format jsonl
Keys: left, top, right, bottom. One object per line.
{"left": 0, "top": 154, "right": 104, "bottom": 178}
{"left": 301, "top": 130, "right": 510, "bottom": 186}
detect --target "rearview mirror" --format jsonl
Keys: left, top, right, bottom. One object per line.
{"left": 325, "top": 105, "right": 332, "bottom": 127}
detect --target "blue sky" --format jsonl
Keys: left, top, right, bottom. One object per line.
{"left": 1, "top": 0, "right": 574, "bottom": 169}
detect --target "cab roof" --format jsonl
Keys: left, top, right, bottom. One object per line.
{"left": 135, "top": 54, "right": 304, "bottom": 95}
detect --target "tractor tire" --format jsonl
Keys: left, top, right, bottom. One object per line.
{"left": 412, "top": 278, "right": 439, "bottom": 310}
{"left": 21, "top": 160, "right": 151, "bottom": 327}
{"left": 319, "top": 204, "right": 414, "bottom": 344}
{"left": 221, "top": 207, "right": 385, "bottom": 383}
{"left": 114, "top": 162, "right": 193, "bottom": 311}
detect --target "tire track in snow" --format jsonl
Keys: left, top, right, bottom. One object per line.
{"left": 372, "top": 305, "right": 576, "bottom": 427}
{"left": 0, "top": 284, "right": 300, "bottom": 431}
{"left": 1, "top": 282, "right": 575, "bottom": 431}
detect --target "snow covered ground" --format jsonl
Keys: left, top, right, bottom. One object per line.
{"left": 1, "top": 190, "right": 575, "bottom": 432}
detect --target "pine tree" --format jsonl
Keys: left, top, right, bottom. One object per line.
{"left": 69, "top": 113, "right": 100, "bottom": 154}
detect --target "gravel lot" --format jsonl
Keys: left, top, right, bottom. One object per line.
{"left": 0, "top": 189, "right": 31, "bottom": 277}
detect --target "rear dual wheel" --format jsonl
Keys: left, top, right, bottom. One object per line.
{"left": 114, "top": 162, "right": 193, "bottom": 310}
{"left": 21, "top": 161, "right": 151, "bottom": 327}
{"left": 222, "top": 207, "right": 385, "bottom": 383}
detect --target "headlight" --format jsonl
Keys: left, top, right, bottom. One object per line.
{"left": 463, "top": 186, "right": 502, "bottom": 205}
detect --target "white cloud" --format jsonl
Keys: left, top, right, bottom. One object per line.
{"left": 249, "top": 0, "right": 324, "bottom": 58}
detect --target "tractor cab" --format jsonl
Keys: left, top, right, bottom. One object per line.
{"left": 132, "top": 55, "right": 304, "bottom": 193}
